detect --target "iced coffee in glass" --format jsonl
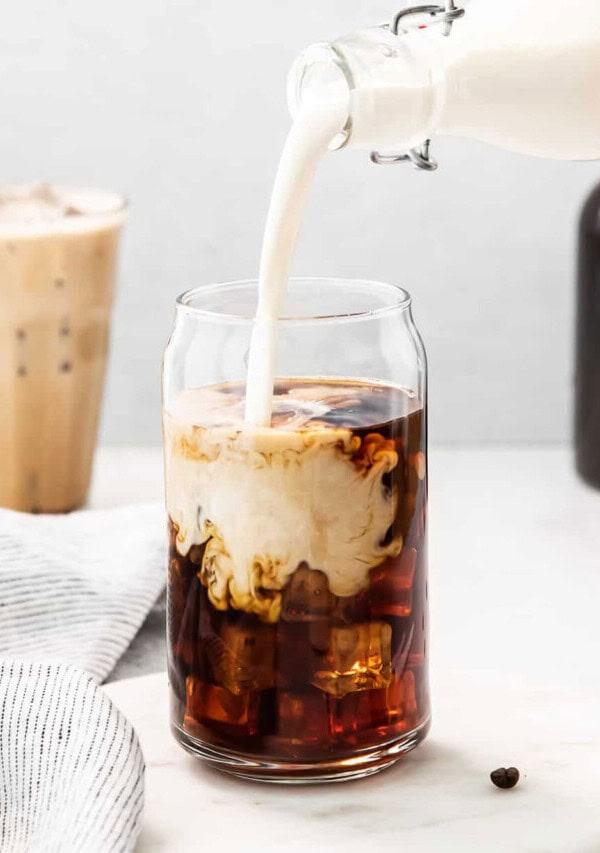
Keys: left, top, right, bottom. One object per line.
{"left": 0, "top": 184, "right": 126, "bottom": 513}
{"left": 163, "top": 278, "right": 430, "bottom": 782}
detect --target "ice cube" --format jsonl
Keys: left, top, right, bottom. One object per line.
{"left": 333, "top": 687, "right": 410, "bottom": 738}
{"left": 276, "top": 623, "right": 327, "bottom": 689}
{"left": 210, "top": 621, "right": 276, "bottom": 695}
{"left": 329, "top": 691, "right": 363, "bottom": 738}
{"left": 281, "top": 564, "right": 336, "bottom": 622}
{"left": 373, "top": 669, "right": 421, "bottom": 730}
{"left": 331, "top": 591, "right": 370, "bottom": 624}
{"left": 344, "top": 671, "right": 419, "bottom": 733}
{"left": 184, "top": 676, "right": 259, "bottom": 736}
{"left": 360, "top": 676, "right": 408, "bottom": 731}
{"left": 312, "top": 621, "right": 393, "bottom": 698}
{"left": 276, "top": 690, "right": 332, "bottom": 744}
{"left": 170, "top": 574, "right": 201, "bottom": 668}
{"left": 369, "top": 547, "right": 418, "bottom": 618}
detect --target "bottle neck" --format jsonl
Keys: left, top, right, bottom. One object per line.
{"left": 288, "top": 27, "right": 448, "bottom": 153}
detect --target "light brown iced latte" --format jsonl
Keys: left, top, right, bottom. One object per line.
{"left": 0, "top": 184, "right": 126, "bottom": 512}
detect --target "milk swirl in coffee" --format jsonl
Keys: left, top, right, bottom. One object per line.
{"left": 166, "top": 380, "right": 429, "bottom": 760}
{"left": 165, "top": 382, "right": 408, "bottom": 621}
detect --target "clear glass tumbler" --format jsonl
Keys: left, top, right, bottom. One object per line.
{"left": 163, "top": 278, "right": 430, "bottom": 782}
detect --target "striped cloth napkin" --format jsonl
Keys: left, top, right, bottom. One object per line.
{"left": 0, "top": 503, "right": 165, "bottom": 852}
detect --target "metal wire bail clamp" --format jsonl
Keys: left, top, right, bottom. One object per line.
{"left": 370, "top": 0, "right": 465, "bottom": 171}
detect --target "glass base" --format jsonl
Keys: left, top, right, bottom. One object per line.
{"left": 172, "top": 717, "right": 431, "bottom": 784}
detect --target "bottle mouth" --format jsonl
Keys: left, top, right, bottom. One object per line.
{"left": 287, "top": 43, "right": 353, "bottom": 150}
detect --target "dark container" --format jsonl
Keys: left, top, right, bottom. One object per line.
{"left": 576, "top": 182, "right": 600, "bottom": 489}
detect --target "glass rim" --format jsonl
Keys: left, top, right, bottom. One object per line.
{"left": 176, "top": 278, "right": 412, "bottom": 326}
{"left": 0, "top": 183, "right": 128, "bottom": 236}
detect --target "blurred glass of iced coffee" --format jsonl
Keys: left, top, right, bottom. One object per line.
{"left": 0, "top": 184, "right": 127, "bottom": 512}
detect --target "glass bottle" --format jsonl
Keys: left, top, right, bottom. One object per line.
{"left": 288, "top": 0, "right": 600, "bottom": 162}
{"left": 576, "top": 183, "right": 600, "bottom": 489}
{"left": 163, "top": 277, "right": 429, "bottom": 782}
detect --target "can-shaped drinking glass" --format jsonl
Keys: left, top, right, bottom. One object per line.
{"left": 163, "top": 278, "right": 430, "bottom": 782}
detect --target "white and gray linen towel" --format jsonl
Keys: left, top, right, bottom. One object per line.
{"left": 0, "top": 502, "right": 166, "bottom": 852}
{"left": 0, "top": 662, "right": 144, "bottom": 852}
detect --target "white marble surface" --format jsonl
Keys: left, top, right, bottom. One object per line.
{"left": 106, "top": 668, "right": 600, "bottom": 853}
{"left": 97, "top": 446, "right": 600, "bottom": 851}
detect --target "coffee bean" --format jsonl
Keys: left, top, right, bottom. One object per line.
{"left": 490, "top": 767, "right": 520, "bottom": 789}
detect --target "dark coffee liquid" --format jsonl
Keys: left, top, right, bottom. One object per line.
{"left": 167, "top": 379, "right": 429, "bottom": 761}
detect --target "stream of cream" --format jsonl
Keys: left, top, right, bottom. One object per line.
{"left": 244, "top": 99, "right": 347, "bottom": 426}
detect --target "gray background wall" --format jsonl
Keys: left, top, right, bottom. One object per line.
{"left": 1, "top": 0, "right": 598, "bottom": 445}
